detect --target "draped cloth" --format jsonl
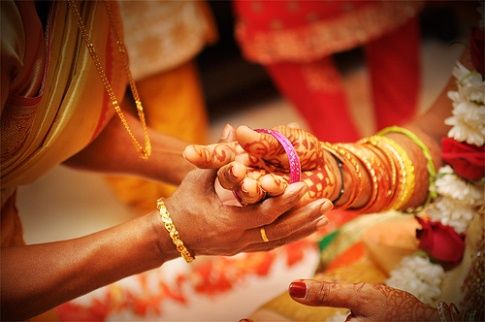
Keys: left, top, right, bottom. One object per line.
{"left": 234, "top": 1, "right": 423, "bottom": 142}
{"left": 1, "top": 0, "right": 127, "bottom": 246}
{"left": 106, "top": 1, "right": 215, "bottom": 213}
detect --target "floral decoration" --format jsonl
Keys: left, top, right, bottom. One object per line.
{"left": 415, "top": 216, "right": 465, "bottom": 266}
{"left": 385, "top": 62, "right": 485, "bottom": 305}
{"left": 441, "top": 138, "right": 484, "bottom": 181}
{"left": 386, "top": 255, "right": 445, "bottom": 305}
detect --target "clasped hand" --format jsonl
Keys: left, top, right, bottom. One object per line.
{"left": 183, "top": 124, "right": 327, "bottom": 206}
{"left": 162, "top": 124, "right": 331, "bottom": 257}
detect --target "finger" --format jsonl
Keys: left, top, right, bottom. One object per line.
{"left": 235, "top": 152, "right": 268, "bottom": 169}
{"left": 243, "top": 198, "right": 331, "bottom": 246}
{"left": 236, "top": 125, "right": 283, "bottom": 157}
{"left": 244, "top": 215, "right": 326, "bottom": 252}
{"left": 234, "top": 182, "right": 308, "bottom": 227}
{"left": 288, "top": 280, "right": 370, "bottom": 313}
{"left": 273, "top": 125, "right": 322, "bottom": 170}
{"left": 234, "top": 177, "right": 266, "bottom": 205}
{"left": 217, "top": 161, "right": 247, "bottom": 190}
{"left": 174, "top": 169, "right": 219, "bottom": 204}
{"left": 183, "top": 143, "right": 235, "bottom": 169}
{"left": 219, "top": 123, "right": 235, "bottom": 143}
{"left": 259, "top": 173, "right": 288, "bottom": 197}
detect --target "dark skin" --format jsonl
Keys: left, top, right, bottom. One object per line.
{"left": 64, "top": 101, "right": 194, "bottom": 186}
{"left": 1, "top": 146, "right": 331, "bottom": 320}
{"left": 1, "top": 93, "right": 331, "bottom": 320}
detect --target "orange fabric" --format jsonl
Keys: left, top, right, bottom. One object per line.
{"left": 326, "top": 241, "right": 365, "bottom": 272}
{"left": 106, "top": 61, "right": 208, "bottom": 213}
{"left": 318, "top": 208, "right": 361, "bottom": 237}
{"left": 362, "top": 215, "right": 420, "bottom": 274}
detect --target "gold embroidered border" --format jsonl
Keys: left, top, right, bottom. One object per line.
{"left": 236, "top": 1, "right": 424, "bottom": 64}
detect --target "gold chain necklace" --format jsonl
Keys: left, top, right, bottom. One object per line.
{"left": 67, "top": 0, "right": 151, "bottom": 159}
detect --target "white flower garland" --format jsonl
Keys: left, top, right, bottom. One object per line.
{"left": 385, "top": 63, "right": 485, "bottom": 305}
{"left": 386, "top": 255, "right": 445, "bottom": 305}
{"left": 445, "top": 62, "right": 485, "bottom": 146}
{"left": 434, "top": 165, "right": 483, "bottom": 207}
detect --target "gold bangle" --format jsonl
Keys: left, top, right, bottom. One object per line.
{"left": 338, "top": 143, "right": 379, "bottom": 213}
{"left": 372, "top": 136, "right": 416, "bottom": 211}
{"left": 377, "top": 126, "right": 437, "bottom": 208}
{"left": 156, "top": 199, "right": 195, "bottom": 263}
{"left": 324, "top": 143, "right": 363, "bottom": 208}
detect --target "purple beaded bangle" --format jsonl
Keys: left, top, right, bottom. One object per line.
{"left": 254, "top": 128, "right": 301, "bottom": 183}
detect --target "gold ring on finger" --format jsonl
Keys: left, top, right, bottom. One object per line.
{"left": 260, "top": 227, "right": 269, "bottom": 242}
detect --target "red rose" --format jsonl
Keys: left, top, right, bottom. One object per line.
{"left": 441, "top": 138, "right": 485, "bottom": 181}
{"left": 415, "top": 217, "right": 465, "bottom": 266}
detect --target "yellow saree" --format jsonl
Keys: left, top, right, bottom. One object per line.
{"left": 1, "top": 0, "right": 127, "bottom": 246}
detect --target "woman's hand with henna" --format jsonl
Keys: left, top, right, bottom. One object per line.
{"left": 183, "top": 125, "right": 332, "bottom": 205}
{"left": 287, "top": 279, "right": 440, "bottom": 322}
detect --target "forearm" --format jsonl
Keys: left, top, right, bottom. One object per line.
{"left": 306, "top": 127, "right": 438, "bottom": 213}
{"left": 1, "top": 211, "right": 176, "bottom": 320}
{"left": 65, "top": 112, "right": 194, "bottom": 184}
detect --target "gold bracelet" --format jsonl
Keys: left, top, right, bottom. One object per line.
{"left": 378, "top": 126, "right": 437, "bottom": 209}
{"left": 324, "top": 143, "right": 363, "bottom": 209}
{"left": 156, "top": 199, "right": 195, "bottom": 263}
{"left": 338, "top": 143, "right": 379, "bottom": 213}
{"left": 373, "top": 136, "right": 416, "bottom": 211}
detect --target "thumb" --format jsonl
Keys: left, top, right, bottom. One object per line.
{"left": 289, "top": 279, "right": 368, "bottom": 314}
{"left": 182, "top": 169, "right": 218, "bottom": 195}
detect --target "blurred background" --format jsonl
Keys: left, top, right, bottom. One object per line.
{"left": 18, "top": 1, "right": 477, "bottom": 321}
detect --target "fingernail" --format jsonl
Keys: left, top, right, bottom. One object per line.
{"left": 286, "top": 182, "right": 306, "bottom": 195}
{"left": 289, "top": 281, "right": 306, "bottom": 298}
{"left": 320, "top": 199, "right": 333, "bottom": 213}
{"left": 229, "top": 164, "right": 236, "bottom": 178}
{"left": 316, "top": 216, "right": 328, "bottom": 228}
{"left": 222, "top": 124, "right": 234, "bottom": 141}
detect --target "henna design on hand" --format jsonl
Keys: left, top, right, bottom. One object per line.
{"left": 292, "top": 280, "right": 440, "bottom": 322}
{"left": 186, "top": 125, "right": 336, "bottom": 206}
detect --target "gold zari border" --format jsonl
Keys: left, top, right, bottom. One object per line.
{"left": 236, "top": 1, "right": 424, "bottom": 64}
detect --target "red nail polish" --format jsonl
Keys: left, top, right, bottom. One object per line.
{"left": 289, "top": 281, "right": 306, "bottom": 298}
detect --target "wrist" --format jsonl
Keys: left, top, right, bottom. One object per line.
{"left": 149, "top": 209, "right": 179, "bottom": 263}
{"left": 154, "top": 198, "right": 196, "bottom": 263}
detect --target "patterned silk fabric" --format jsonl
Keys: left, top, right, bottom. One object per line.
{"left": 1, "top": 1, "right": 127, "bottom": 245}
